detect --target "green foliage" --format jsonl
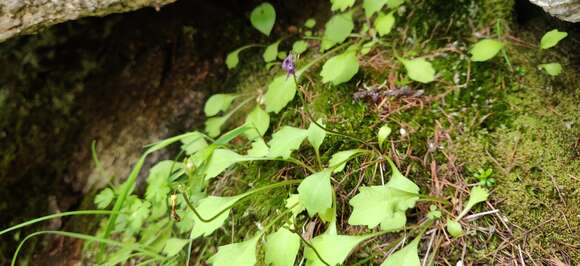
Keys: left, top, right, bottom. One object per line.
{"left": 380, "top": 235, "right": 420, "bottom": 266}
{"left": 458, "top": 186, "right": 489, "bottom": 219}
{"left": 264, "top": 41, "right": 281, "bottom": 63}
{"left": 244, "top": 106, "right": 270, "bottom": 140}
{"left": 247, "top": 138, "right": 269, "bottom": 157}
{"left": 190, "top": 195, "right": 244, "bottom": 239}
{"left": 208, "top": 235, "right": 260, "bottom": 266}
{"left": 298, "top": 171, "right": 333, "bottom": 217}
{"left": 320, "top": 50, "right": 360, "bottom": 85}
{"left": 267, "top": 126, "right": 308, "bottom": 158}
{"left": 307, "top": 119, "right": 326, "bottom": 154}
{"left": 321, "top": 12, "right": 354, "bottom": 51}
{"left": 348, "top": 160, "right": 419, "bottom": 230}
{"left": 94, "top": 188, "right": 114, "bottom": 209}
{"left": 204, "top": 149, "right": 246, "bottom": 180}
{"left": 470, "top": 39, "right": 504, "bottom": 62}
{"left": 540, "top": 29, "right": 567, "bottom": 49}
{"left": 115, "top": 197, "right": 151, "bottom": 235}
{"left": 304, "top": 18, "right": 316, "bottom": 28}
{"left": 474, "top": 168, "right": 495, "bottom": 187}
{"left": 363, "top": 0, "right": 388, "bottom": 17}
{"left": 264, "top": 75, "right": 297, "bottom": 113}
{"left": 162, "top": 238, "right": 189, "bottom": 257}
{"left": 204, "top": 94, "right": 238, "bottom": 116}
{"left": 538, "top": 63, "right": 562, "bottom": 76}
{"left": 264, "top": 227, "right": 300, "bottom": 266}
{"left": 399, "top": 57, "right": 435, "bottom": 83}
{"left": 375, "top": 11, "right": 395, "bottom": 36}
{"left": 180, "top": 132, "right": 208, "bottom": 155}
{"left": 427, "top": 205, "right": 441, "bottom": 220}
{"left": 250, "top": 3, "right": 276, "bottom": 36}
{"left": 205, "top": 116, "right": 228, "bottom": 137}
{"left": 304, "top": 230, "right": 371, "bottom": 266}
{"left": 377, "top": 124, "right": 391, "bottom": 150}
{"left": 386, "top": 0, "right": 405, "bottom": 8}
{"left": 446, "top": 219, "right": 463, "bottom": 238}
{"left": 292, "top": 40, "right": 309, "bottom": 55}
{"left": 226, "top": 50, "right": 241, "bottom": 69}
{"left": 328, "top": 149, "right": 365, "bottom": 173}
{"left": 330, "top": 0, "right": 356, "bottom": 11}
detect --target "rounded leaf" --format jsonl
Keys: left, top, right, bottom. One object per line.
{"left": 250, "top": 3, "right": 276, "bottom": 36}
{"left": 470, "top": 39, "right": 504, "bottom": 62}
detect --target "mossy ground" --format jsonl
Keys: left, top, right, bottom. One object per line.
{"left": 1, "top": 0, "right": 578, "bottom": 265}
{"left": 194, "top": 0, "right": 579, "bottom": 264}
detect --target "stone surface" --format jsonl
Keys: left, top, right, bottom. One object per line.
{"left": 529, "top": 0, "right": 580, "bottom": 22}
{"left": 0, "top": 0, "right": 176, "bottom": 42}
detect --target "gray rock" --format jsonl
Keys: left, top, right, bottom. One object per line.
{"left": 529, "top": 0, "right": 580, "bottom": 22}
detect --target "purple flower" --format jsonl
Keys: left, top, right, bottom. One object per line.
{"left": 282, "top": 54, "right": 296, "bottom": 77}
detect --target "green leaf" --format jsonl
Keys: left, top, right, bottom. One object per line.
{"left": 386, "top": 159, "right": 420, "bottom": 194}
{"left": 539, "top": 63, "right": 562, "bottom": 76}
{"left": 386, "top": 0, "right": 405, "bottom": 8}
{"left": 278, "top": 51, "right": 287, "bottom": 60}
{"left": 264, "top": 75, "right": 297, "bottom": 113}
{"left": 292, "top": 40, "right": 309, "bottom": 55}
{"left": 204, "top": 149, "right": 246, "bottom": 180}
{"left": 321, "top": 12, "right": 354, "bottom": 51}
{"left": 446, "top": 219, "right": 463, "bottom": 238}
{"left": 226, "top": 50, "right": 241, "bottom": 69}
{"left": 330, "top": 0, "right": 356, "bottom": 11}
{"left": 205, "top": 116, "right": 227, "bottom": 138}
{"left": 304, "top": 232, "right": 370, "bottom": 266}
{"left": 320, "top": 50, "right": 359, "bottom": 85}
{"left": 190, "top": 195, "right": 244, "bottom": 239}
{"left": 265, "top": 227, "right": 301, "bottom": 266}
{"left": 328, "top": 149, "right": 365, "bottom": 173}
{"left": 250, "top": 3, "right": 276, "bottom": 36}
{"left": 267, "top": 126, "right": 308, "bottom": 159}
{"left": 400, "top": 57, "right": 435, "bottom": 83}
{"left": 247, "top": 138, "right": 269, "bottom": 157}
{"left": 208, "top": 235, "right": 260, "bottom": 266}
{"left": 380, "top": 235, "right": 420, "bottom": 266}
{"left": 263, "top": 41, "right": 281, "bottom": 62}
{"left": 307, "top": 119, "right": 326, "bottom": 153}
{"left": 162, "top": 238, "right": 189, "bottom": 257}
{"left": 180, "top": 132, "right": 208, "bottom": 155}
{"left": 244, "top": 106, "right": 270, "bottom": 140}
{"left": 470, "top": 39, "right": 504, "bottom": 62}
{"left": 304, "top": 18, "right": 316, "bottom": 28}
{"left": 540, "top": 29, "right": 567, "bottom": 49}
{"left": 375, "top": 11, "right": 395, "bottom": 36}
{"left": 285, "top": 194, "right": 305, "bottom": 217}
{"left": 348, "top": 186, "right": 416, "bottom": 230}
{"left": 95, "top": 188, "right": 114, "bottom": 209}
{"left": 145, "top": 161, "right": 178, "bottom": 217}
{"left": 377, "top": 124, "right": 391, "bottom": 149}
{"left": 298, "top": 171, "right": 333, "bottom": 217}
{"left": 363, "top": 0, "right": 388, "bottom": 17}
{"left": 348, "top": 160, "right": 419, "bottom": 230}
{"left": 458, "top": 186, "right": 489, "bottom": 218}
{"left": 115, "top": 197, "right": 150, "bottom": 234}
{"left": 204, "top": 94, "right": 238, "bottom": 117}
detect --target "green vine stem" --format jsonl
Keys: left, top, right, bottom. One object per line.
{"left": 180, "top": 179, "right": 302, "bottom": 223}
{"left": 0, "top": 210, "right": 115, "bottom": 236}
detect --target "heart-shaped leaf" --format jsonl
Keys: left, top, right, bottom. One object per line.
{"left": 298, "top": 170, "right": 333, "bottom": 217}
{"left": 375, "top": 11, "right": 395, "bottom": 36}
{"left": 320, "top": 50, "right": 359, "bottom": 85}
{"left": 470, "top": 39, "right": 504, "bottom": 62}
{"left": 208, "top": 234, "right": 260, "bottom": 266}
{"left": 321, "top": 12, "right": 354, "bottom": 51}
{"left": 380, "top": 235, "right": 421, "bottom": 266}
{"left": 250, "top": 3, "right": 276, "bottom": 36}
{"left": 264, "top": 227, "right": 301, "bottom": 266}
{"left": 264, "top": 75, "right": 297, "bottom": 113}
{"left": 267, "top": 126, "right": 308, "bottom": 159}
{"left": 540, "top": 29, "right": 567, "bottom": 49}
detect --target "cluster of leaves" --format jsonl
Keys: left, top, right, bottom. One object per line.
{"left": 1, "top": 1, "right": 509, "bottom": 265}
{"left": 468, "top": 27, "right": 568, "bottom": 77}
{"left": 91, "top": 0, "right": 497, "bottom": 265}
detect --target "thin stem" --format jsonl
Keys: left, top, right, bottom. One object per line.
{"left": 181, "top": 180, "right": 302, "bottom": 223}
{"left": 0, "top": 210, "right": 115, "bottom": 236}
{"left": 287, "top": 228, "right": 331, "bottom": 266}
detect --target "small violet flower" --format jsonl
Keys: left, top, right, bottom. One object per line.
{"left": 282, "top": 54, "right": 296, "bottom": 77}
